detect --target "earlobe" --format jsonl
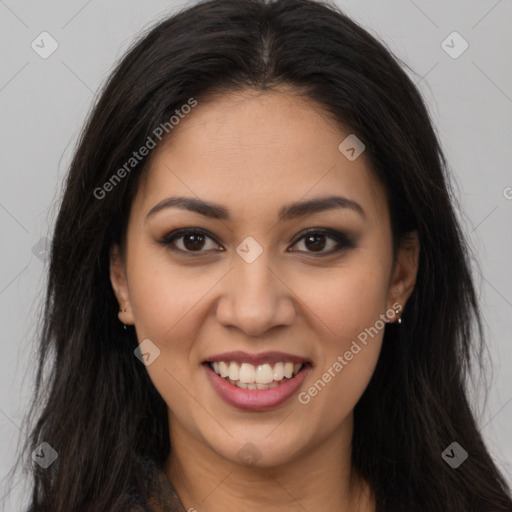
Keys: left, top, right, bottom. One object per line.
{"left": 109, "top": 244, "right": 135, "bottom": 325}
{"left": 387, "top": 231, "right": 420, "bottom": 320}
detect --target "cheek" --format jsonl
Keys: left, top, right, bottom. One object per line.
{"left": 290, "top": 259, "right": 389, "bottom": 416}
{"left": 290, "top": 259, "right": 390, "bottom": 348}
{"left": 126, "top": 248, "right": 213, "bottom": 343}
{"left": 124, "top": 248, "right": 218, "bottom": 403}
{"left": 125, "top": 253, "right": 212, "bottom": 429}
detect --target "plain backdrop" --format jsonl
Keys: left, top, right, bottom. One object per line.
{"left": 1, "top": 0, "right": 511, "bottom": 509}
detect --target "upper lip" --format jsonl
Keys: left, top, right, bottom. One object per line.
{"left": 204, "top": 351, "right": 311, "bottom": 366}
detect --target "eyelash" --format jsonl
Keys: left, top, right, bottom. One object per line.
{"left": 158, "top": 227, "right": 355, "bottom": 256}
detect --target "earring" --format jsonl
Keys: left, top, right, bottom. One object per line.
{"left": 119, "top": 307, "right": 127, "bottom": 330}
{"left": 395, "top": 307, "right": 402, "bottom": 325}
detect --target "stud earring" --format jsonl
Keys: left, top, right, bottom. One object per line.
{"left": 395, "top": 307, "right": 402, "bottom": 325}
{"left": 119, "top": 307, "right": 128, "bottom": 330}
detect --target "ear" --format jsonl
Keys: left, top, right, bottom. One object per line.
{"left": 110, "top": 244, "right": 135, "bottom": 325}
{"left": 386, "top": 231, "right": 420, "bottom": 322}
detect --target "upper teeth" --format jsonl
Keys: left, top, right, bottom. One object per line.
{"left": 211, "top": 361, "right": 302, "bottom": 384}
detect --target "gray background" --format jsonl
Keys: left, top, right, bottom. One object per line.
{"left": 1, "top": 0, "right": 511, "bottom": 509}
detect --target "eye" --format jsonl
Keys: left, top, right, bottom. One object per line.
{"left": 159, "top": 227, "right": 354, "bottom": 256}
{"left": 288, "top": 228, "right": 354, "bottom": 255}
{"left": 158, "top": 228, "right": 223, "bottom": 254}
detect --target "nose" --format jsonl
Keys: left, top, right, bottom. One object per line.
{"left": 215, "top": 250, "right": 297, "bottom": 337}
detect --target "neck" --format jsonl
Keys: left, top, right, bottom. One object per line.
{"left": 164, "top": 413, "right": 375, "bottom": 512}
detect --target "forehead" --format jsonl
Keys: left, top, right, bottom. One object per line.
{"left": 134, "top": 89, "right": 387, "bottom": 224}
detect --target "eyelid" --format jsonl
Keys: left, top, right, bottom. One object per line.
{"left": 291, "top": 226, "right": 349, "bottom": 241}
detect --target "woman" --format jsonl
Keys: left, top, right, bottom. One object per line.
{"left": 11, "top": 0, "right": 512, "bottom": 510}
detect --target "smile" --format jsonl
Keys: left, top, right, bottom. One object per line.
{"left": 208, "top": 360, "right": 303, "bottom": 389}
{"left": 203, "top": 351, "right": 311, "bottom": 411}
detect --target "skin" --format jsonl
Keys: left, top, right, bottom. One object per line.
{"left": 110, "top": 88, "right": 419, "bottom": 512}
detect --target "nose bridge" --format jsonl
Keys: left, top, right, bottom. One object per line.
{"left": 216, "top": 243, "right": 296, "bottom": 336}
{"left": 235, "top": 249, "right": 275, "bottom": 301}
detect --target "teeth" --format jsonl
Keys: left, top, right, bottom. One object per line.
{"left": 273, "top": 362, "right": 284, "bottom": 380}
{"left": 218, "top": 361, "right": 229, "bottom": 378}
{"left": 256, "top": 364, "right": 274, "bottom": 384}
{"left": 239, "top": 363, "right": 256, "bottom": 383}
{"left": 210, "top": 360, "right": 304, "bottom": 387}
{"left": 228, "top": 362, "right": 239, "bottom": 381}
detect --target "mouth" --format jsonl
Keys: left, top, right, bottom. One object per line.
{"left": 205, "top": 360, "right": 308, "bottom": 389}
{"left": 202, "top": 351, "right": 312, "bottom": 411}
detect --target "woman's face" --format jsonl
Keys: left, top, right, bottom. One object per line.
{"left": 111, "top": 89, "right": 418, "bottom": 468}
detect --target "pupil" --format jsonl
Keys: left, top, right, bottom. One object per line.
{"left": 305, "top": 234, "right": 325, "bottom": 251}
{"left": 184, "top": 233, "right": 204, "bottom": 251}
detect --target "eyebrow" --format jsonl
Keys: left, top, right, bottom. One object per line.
{"left": 146, "top": 195, "right": 365, "bottom": 221}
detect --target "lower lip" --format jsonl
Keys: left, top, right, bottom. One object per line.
{"left": 204, "top": 363, "right": 310, "bottom": 411}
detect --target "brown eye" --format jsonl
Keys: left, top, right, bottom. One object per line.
{"left": 289, "top": 228, "right": 355, "bottom": 255}
{"left": 303, "top": 233, "right": 327, "bottom": 252}
{"left": 159, "top": 229, "right": 223, "bottom": 254}
{"left": 182, "top": 232, "right": 206, "bottom": 251}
